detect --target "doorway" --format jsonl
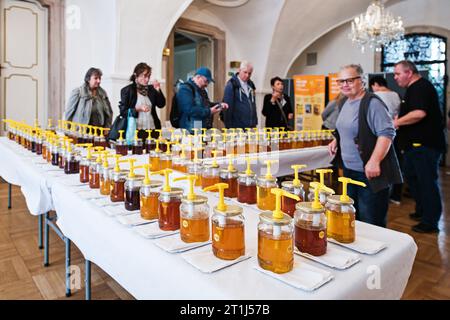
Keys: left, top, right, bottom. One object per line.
{"left": 164, "top": 18, "right": 226, "bottom": 129}
{"left": 174, "top": 30, "right": 214, "bottom": 98}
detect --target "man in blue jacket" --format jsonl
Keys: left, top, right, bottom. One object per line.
{"left": 177, "top": 67, "right": 227, "bottom": 133}
{"left": 222, "top": 61, "right": 258, "bottom": 129}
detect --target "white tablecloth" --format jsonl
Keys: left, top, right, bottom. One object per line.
{"left": 50, "top": 161, "right": 417, "bottom": 300}
{"left": 0, "top": 137, "right": 417, "bottom": 299}
{"left": 0, "top": 138, "right": 53, "bottom": 215}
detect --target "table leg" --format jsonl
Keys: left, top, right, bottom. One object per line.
{"left": 85, "top": 260, "right": 91, "bottom": 300}
{"left": 44, "top": 212, "right": 49, "bottom": 267}
{"left": 65, "top": 238, "right": 71, "bottom": 297}
{"left": 8, "top": 183, "right": 12, "bottom": 209}
{"left": 38, "top": 215, "right": 43, "bottom": 249}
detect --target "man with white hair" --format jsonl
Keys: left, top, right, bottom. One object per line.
{"left": 222, "top": 61, "right": 258, "bottom": 129}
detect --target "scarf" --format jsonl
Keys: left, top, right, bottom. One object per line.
{"left": 136, "top": 82, "right": 149, "bottom": 96}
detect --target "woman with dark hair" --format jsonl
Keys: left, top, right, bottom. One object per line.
{"left": 262, "top": 76, "right": 293, "bottom": 130}
{"left": 64, "top": 67, "right": 113, "bottom": 127}
{"left": 118, "top": 62, "right": 166, "bottom": 141}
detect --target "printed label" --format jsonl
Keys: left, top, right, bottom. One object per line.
{"left": 182, "top": 220, "right": 188, "bottom": 228}
{"left": 319, "top": 231, "right": 325, "bottom": 239}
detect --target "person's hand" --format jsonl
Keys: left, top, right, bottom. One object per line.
{"left": 271, "top": 91, "right": 282, "bottom": 104}
{"left": 210, "top": 104, "right": 222, "bottom": 115}
{"left": 393, "top": 115, "right": 400, "bottom": 129}
{"left": 136, "top": 105, "right": 150, "bottom": 112}
{"left": 151, "top": 80, "right": 161, "bottom": 90}
{"left": 365, "top": 159, "right": 381, "bottom": 179}
{"left": 288, "top": 113, "right": 294, "bottom": 120}
{"left": 220, "top": 102, "right": 229, "bottom": 110}
{"left": 328, "top": 139, "right": 338, "bottom": 156}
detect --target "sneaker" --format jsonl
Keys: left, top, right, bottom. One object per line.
{"left": 389, "top": 198, "right": 401, "bottom": 205}
{"left": 409, "top": 212, "right": 422, "bottom": 221}
{"left": 412, "top": 222, "right": 439, "bottom": 234}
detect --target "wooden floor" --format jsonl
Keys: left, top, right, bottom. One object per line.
{"left": 0, "top": 169, "right": 449, "bottom": 300}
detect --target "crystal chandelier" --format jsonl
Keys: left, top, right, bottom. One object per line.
{"left": 349, "top": 0, "right": 404, "bottom": 53}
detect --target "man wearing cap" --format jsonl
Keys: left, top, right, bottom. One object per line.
{"left": 176, "top": 67, "right": 228, "bottom": 133}
{"left": 222, "top": 61, "right": 258, "bottom": 129}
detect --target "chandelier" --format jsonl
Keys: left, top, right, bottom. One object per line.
{"left": 349, "top": 0, "right": 404, "bottom": 53}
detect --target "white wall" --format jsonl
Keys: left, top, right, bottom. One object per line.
{"left": 287, "top": 22, "right": 374, "bottom": 76}
{"left": 287, "top": 0, "right": 450, "bottom": 77}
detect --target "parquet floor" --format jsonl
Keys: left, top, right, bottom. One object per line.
{"left": 0, "top": 169, "right": 449, "bottom": 300}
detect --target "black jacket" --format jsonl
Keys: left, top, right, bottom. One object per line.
{"left": 118, "top": 83, "right": 166, "bottom": 129}
{"left": 262, "top": 93, "right": 293, "bottom": 129}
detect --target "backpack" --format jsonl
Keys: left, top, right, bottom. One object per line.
{"left": 170, "top": 82, "right": 195, "bottom": 128}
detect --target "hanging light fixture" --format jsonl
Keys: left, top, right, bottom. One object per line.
{"left": 349, "top": 0, "right": 404, "bottom": 53}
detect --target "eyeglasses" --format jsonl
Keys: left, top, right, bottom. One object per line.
{"left": 336, "top": 76, "right": 361, "bottom": 86}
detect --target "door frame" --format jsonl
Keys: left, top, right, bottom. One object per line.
{"left": 0, "top": 0, "right": 65, "bottom": 127}
{"left": 165, "top": 17, "right": 226, "bottom": 129}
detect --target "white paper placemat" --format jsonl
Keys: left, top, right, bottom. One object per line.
{"left": 76, "top": 190, "right": 105, "bottom": 200}
{"left": 294, "top": 245, "right": 360, "bottom": 269}
{"left": 116, "top": 213, "right": 155, "bottom": 227}
{"left": 253, "top": 258, "right": 334, "bottom": 291}
{"left": 103, "top": 205, "right": 139, "bottom": 217}
{"left": 154, "top": 235, "right": 211, "bottom": 253}
{"left": 181, "top": 246, "right": 252, "bottom": 273}
{"left": 328, "top": 236, "right": 387, "bottom": 255}
{"left": 58, "top": 176, "right": 87, "bottom": 187}
{"left": 133, "top": 223, "right": 179, "bottom": 239}
{"left": 91, "top": 198, "right": 123, "bottom": 208}
{"left": 32, "top": 158, "right": 48, "bottom": 165}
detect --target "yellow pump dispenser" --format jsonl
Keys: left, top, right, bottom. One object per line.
{"left": 307, "top": 169, "right": 334, "bottom": 204}
{"left": 338, "top": 177, "right": 367, "bottom": 203}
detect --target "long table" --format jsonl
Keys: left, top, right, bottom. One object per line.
{"left": 0, "top": 137, "right": 418, "bottom": 299}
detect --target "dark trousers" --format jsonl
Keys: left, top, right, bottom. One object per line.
{"left": 403, "top": 146, "right": 443, "bottom": 228}
{"left": 343, "top": 167, "right": 390, "bottom": 228}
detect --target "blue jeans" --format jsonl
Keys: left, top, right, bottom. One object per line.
{"left": 403, "top": 146, "right": 442, "bottom": 228}
{"left": 343, "top": 167, "right": 390, "bottom": 227}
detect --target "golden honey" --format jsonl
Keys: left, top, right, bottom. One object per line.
{"left": 100, "top": 176, "right": 111, "bottom": 196}
{"left": 257, "top": 186, "right": 276, "bottom": 211}
{"left": 258, "top": 230, "right": 293, "bottom": 274}
{"left": 140, "top": 192, "right": 160, "bottom": 220}
{"left": 212, "top": 220, "right": 245, "bottom": 260}
{"left": 181, "top": 214, "right": 210, "bottom": 243}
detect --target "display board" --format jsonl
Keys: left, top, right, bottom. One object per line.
{"left": 293, "top": 75, "right": 326, "bottom": 130}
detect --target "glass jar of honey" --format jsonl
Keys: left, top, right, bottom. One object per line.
{"left": 257, "top": 176, "right": 278, "bottom": 211}
{"left": 132, "top": 138, "right": 144, "bottom": 155}
{"left": 281, "top": 181, "right": 305, "bottom": 217}
{"left": 325, "top": 196, "right": 356, "bottom": 244}
{"left": 99, "top": 165, "right": 112, "bottom": 196}
{"left": 202, "top": 163, "right": 221, "bottom": 190}
{"left": 294, "top": 201, "right": 327, "bottom": 256}
{"left": 207, "top": 183, "right": 245, "bottom": 260}
{"left": 324, "top": 177, "right": 366, "bottom": 243}
{"left": 111, "top": 170, "right": 126, "bottom": 202}
{"left": 219, "top": 168, "right": 238, "bottom": 198}
{"left": 140, "top": 180, "right": 163, "bottom": 220}
{"left": 158, "top": 188, "right": 184, "bottom": 231}
{"left": 89, "top": 157, "right": 102, "bottom": 189}
{"left": 125, "top": 175, "right": 144, "bottom": 211}
{"left": 180, "top": 195, "right": 210, "bottom": 243}
{"left": 258, "top": 209, "right": 294, "bottom": 274}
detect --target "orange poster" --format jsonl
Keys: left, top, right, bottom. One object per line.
{"left": 293, "top": 75, "right": 326, "bottom": 130}
{"left": 328, "top": 73, "right": 340, "bottom": 101}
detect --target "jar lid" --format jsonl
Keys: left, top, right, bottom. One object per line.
{"left": 160, "top": 187, "right": 184, "bottom": 196}
{"left": 259, "top": 211, "right": 292, "bottom": 226}
{"left": 281, "top": 180, "right": 303, "bottom": 189}
{"left": 116, "top": 140, "right": 127, "bottom": 146}
{"left": 181, "top": 194, "right": 208, "bottom": 204}
{"left": 257, "top": 176, "right": 277, "bottom": 183}
{"left": 295, "top": 202, "right": 324, "bottom": 213}
{"left": 112, "top": 170, "right": 128, "bottom": 179}
{"left": 326, "top": 194, "right": 354, "bottom": 205}
{"left": 220, "top": 167, "right": 238, "bottom": 174}
{"left": 142, "top": 180, "right": 163, "bottom": 188}
{"left": 238, "top": 172, "right": 256, "bottom": 178}
{"left": 213, "top": 204, "right": 243, "bottom": 217}
{"left": 126, "top": 174, "right": 144, "bottom": 182}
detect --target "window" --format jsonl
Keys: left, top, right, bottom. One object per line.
{"left": 381, "top": 33, "right": 447, "bottom": 113}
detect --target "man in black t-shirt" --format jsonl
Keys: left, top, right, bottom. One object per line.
{"left": 394, "top": 60, "right": 445, "bottom": 233}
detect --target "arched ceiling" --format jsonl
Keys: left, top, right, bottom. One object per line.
{"left": 263, "top": 0, "right": 408, "bottom": 87}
